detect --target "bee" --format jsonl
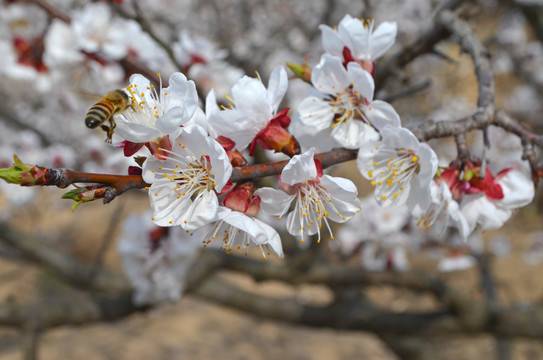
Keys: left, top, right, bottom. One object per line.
{"left": 85, "top": 90, "right": 130, "bottom": 143}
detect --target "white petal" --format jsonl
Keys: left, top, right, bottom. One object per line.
{"left": 311, "top": 54, "right": 351, "bottom": 95}
{"left": 368, "top": 22, "right": 397, "bottom": 60}
{"left": 356, "top": 140, "right": 381, "bottom": 179}
{"left": 366, "top": 100, "right": 401, "bottom": 130}
{"left": 382, "top": 125, "right": 419, "bottom": 151}
{"left": 148, "top": 181, "right": 194, "bottom": 226}
{"left": 267, "top": 65, "right": 288, "bottom": 112}
{"left": 416, "top": 143, "right": 439, "bottom": 186}
{"left": 347, "top": 62, "right": 375, "bottom": 101}
{"left": 207, "top": 109, "right": 259, "bottom": 150}
{"left": 115, "top": 121, "right": 161, "bottom": 143}
{"left": 255, "top": 187, "right": 295, "bottom": 216}
{"left": 497, "top": 170, "right": 534, "bottom": 208}
{"left": 165, "top": 72, "right": 199, "bottom": 108}
{"left": 331, "top": 119, "right": 377, "bottom": 149}
{"left": 320, "top": 175, "right": 358, "bottom": 202}
{"left": 337, "top": 15, "right": 362, "bottom": 53}
{"left": 232, "top": 75, "right": 272, "bottom": 123}
{"left": 281, "top": 148, "right": 317, "bottom": 185}
{"left": 254, "top": 218, "right": 284, "bottom": 258}
{"left": 182, "top": 190, "right": 219, "bottom": 230}
{"left": 205, "top": 89, "right": 220, "bottom": 116}
{"left": 154, "top": 106, "right": 190, "bottom": 134}
{"left": 218, "top": 207, "right": 266, "bottom": 240}
{"left": 297, "top": 96, "right": 334, "bottom": 130}
{"left": 461, "top": 196, "right": 511, "bottom": 232}
{"left": 319, "top": 24, "right": 344, "bottom": 57}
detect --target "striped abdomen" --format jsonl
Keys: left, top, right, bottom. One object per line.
{"left": 85, "top": 101, "right": 115, "bottom": 129}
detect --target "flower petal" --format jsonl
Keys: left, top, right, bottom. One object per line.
{"left": 347, "top": 62, "right": 375, "bottom": 102}
{"left": 281, "top": 148, "right": 317, "bottom": 185}
{"left": 311, "top": 54, "right": 351, "bottom": 95}
{"left": 367, "top": 21, "right": 397, "bottom": 60}
{"left": 366, "top": 100, "right": 401, "bottom": 130}
{"left": 255, "top": 187, "right": 295, "bottom": 216}
{"left": 266, "top": 65, "right": 288, "bottom": 113}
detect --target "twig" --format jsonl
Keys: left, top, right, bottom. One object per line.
{"left": 31, "top": 0, "right": 71, "bottom": 23}
{"left": 0, "top": 221, "right": 130, "bottom": 294}
{"left": 381, "top": 79, "right": 432, "bottom": 103}
{"left": 476, "top": 254, "right": 512, "bottom": 360}
{"left": 21, "top": 326, "right": 40, "bottom": 360}
{"left": 87, "top": 199, "right": 125, "bottom": 285}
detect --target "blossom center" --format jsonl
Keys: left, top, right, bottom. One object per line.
{"left": 152, "top": 148, "right": 216, "bottom": 201}
{"left": 123, "top": 75, "right": 169, "bottom": 127}
{"left": 328, "top": 86, "right": 368, "bottom": 129}
{"left": 417, "top": 200, "right": 448, "bottom": 230}
{"left": 281, "top": 182, "right": 339, "bottom": 243}
{"left": 202, "top": 220, "right": 271, "bottom": 260}
{"left": 367, "top": 147, "right": 420, "bottom": 201}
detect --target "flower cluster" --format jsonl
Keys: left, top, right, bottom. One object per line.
{"left": 0, "top": 3, "right": 538, "bottom": 308}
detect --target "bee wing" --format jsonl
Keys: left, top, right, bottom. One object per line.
{"left": 73, "top": 90, "right": 103, "bottom": 103}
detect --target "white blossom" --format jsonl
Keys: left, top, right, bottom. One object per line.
{"left": 117, "top": 212, "right": 199, "bottom": 305}
{"left": 115, "top": 72, "right": 199, "bottom": 144}
{"left": 142, "top": 125, "right": 232, "bottom": 230}
{"left": 256, "top": 148, "right": 360, "bottom": 243}
{"left": 319, "top": 15, "right": 397, "bottom": 62}
{"left": 357, "top": 125, "right": 438, "bottom": 211}
{"left": 297, "top": 54, "right": 400, "bottom": 148}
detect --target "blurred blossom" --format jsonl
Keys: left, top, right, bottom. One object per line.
{"left": 438, "top": 252, "right": 476, "bottom": 272}
{"left": 173, "top": 30, "right": 243, "bottom": 97}
{"left": 373, "top": 0, "right": 433, "bottom": 42}
{"left": 43, "top": 20, "right": 85, "bottom": 67}
{"left": 0, "top": 3, "right": 48, "bottom": 40}
{"left": 46, "top": 144, "right": 77, "bottom": 169}
{"left": 492, "top": 49, "right": 514, "bottom": 75}
{"left": 117, "top": 212, "right": 199, "bottom": 306}
{"left": 414, "top": 181, "right": 469, "bottom": 241}
{"left": 71, "top": 2, "right": 140, "bottom": 60}
{"left": 361, "top": 234, "right": 410, "bottom": 272}
{"left": 496, "top": 10, "right": 527, "bottom": 48}
{"left": 489, "top": 234, "right": 511, "bottom": 258}
{"left": 335, "top": 195, "right": 409, "bottom": 256}
{"left": 174, "top": 30, "right": 228, "bottom": 67}
{"left": 0, "top": 38, "right": 52, "bottom": 92}
{"left": 461, "top": 169, "right": 534, "bottom": 233}
{"left": 504, "top": 85, "right": 541, "bottom": 119}
{"left": 523, "top": 231, "right": 543, "bottom": 265}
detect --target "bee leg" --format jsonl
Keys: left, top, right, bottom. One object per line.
{"left": 100, "top": 125, "right": 112, "bottom": 144}
{"left": 106, "top": 118, "right": 117, "bottom": 144}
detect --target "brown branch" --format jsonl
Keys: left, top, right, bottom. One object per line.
{"left": 31, "top": 0, "right": 71, "bottom": 23}
{"left": 0, "top": 221, "right": 130, "bottom": 294}
{"left": 194, "top": 273, "right": 543, "bottom": 338}
{"left": 231, "top": 148, "right": 358, "bottom": 182}
{"left": 380, "top": 79, "right": 432, "bottom": 103}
